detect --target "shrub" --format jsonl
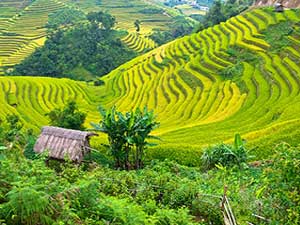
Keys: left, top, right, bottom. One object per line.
{"left": 1, "top": 186, "right": 54, "bottom": 225}
{"left": 94, "top": 79, "right": 105, "bottom": 86}
{"left": 259, "top": 143, "right": 300, "bottom": 224}
{"left": 154, "top": 207, "right": 197, "bottom": 225}
{"left": 201, "top": 134, "right": 248, "bottom": 170}
{"left": 47, "top": 101, "right": 86, "bottom": 130}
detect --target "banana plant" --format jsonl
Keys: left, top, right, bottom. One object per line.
{"left": 91, "top": 106, "right": 159, "bottom": 170}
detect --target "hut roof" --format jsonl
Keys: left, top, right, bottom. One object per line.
{"left": 34, "top": 126, "right": 98, "bottom": 162}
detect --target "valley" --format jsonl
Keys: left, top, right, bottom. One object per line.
{"left": 1, "top": 7, "right": 299, "bottom": 158}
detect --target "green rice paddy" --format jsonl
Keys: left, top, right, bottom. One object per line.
{"left": 0, "top": 7, "right": 300, "bottom": 157}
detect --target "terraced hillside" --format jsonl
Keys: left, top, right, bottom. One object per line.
{"left": 0, "top": 76, "right": 101, "bottom": 132}
{"left": 0, "top": 8, "right": 299, "bottom": 157}
{"left": 60, "top": 0, "right": 174, "bottom": 34}
{"left": 0, "top": 0, "right": 177, "bottom": 74}
{"left": 122, "top": 33, "right": 157, "bottom": 53}
{"left": 99, "top": 8, "right": 300, "bottom": 155}
{"left": 0, "top": 0, "right": 67, "bottom": 75}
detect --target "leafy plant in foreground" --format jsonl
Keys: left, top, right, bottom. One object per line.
{"left": 91, "top": 106, "right": 160, "bottom": 170}
{"left": 201, "top": 134, "right": 248, "bottom": 170}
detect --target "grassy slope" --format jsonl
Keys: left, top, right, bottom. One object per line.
{"left": 0, "top": 76, "right": 105, "bottom": 136}
{"left": 0, "top": 8, "right": 300, "bottom": 159}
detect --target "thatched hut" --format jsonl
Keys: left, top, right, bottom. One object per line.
{"left": 34, "top": 126, "right": 98, "bottom": 163}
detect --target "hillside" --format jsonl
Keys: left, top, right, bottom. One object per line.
{"left": 97, "top": 7, "right": 300, "bottom": 156}
{"left": 59, "top": 0, "right": 176, "bottom": 34}
{"left": 0, "top": 0, "right": 180, "bottom": 75}
{"left": 0, "top": 76, "right": 102, "bottom": 132}
{"left": 1, "top": 8, "right": 300, "bottom": 157}
{"left": 0, "top": 0, "right": 67, "bottom": 75}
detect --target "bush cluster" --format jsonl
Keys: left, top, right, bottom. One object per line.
{"left": 1, "top": 143, "right": 299, "bottom": 224}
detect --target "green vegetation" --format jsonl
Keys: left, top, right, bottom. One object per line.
{"left": 0, "top": 3, "right": 300, "bottom": 223}
{"left": 91, "top": 106, "right": 160, "bottom": 170}
{"left": 47, "top": 101, "right": 86, "bottom": 130}
{"left": 262, "top": 20, "right": 295, "bottom": 52}
{"left": 0, "top": 0, "right": 67, "bottom": 75}
{"left": 150, "top": 16, "right": 195, "bottom": 45}
{"left": 63, "top": 0, "right": 175, "bottom": 34}
{"left": 87, "top": 11, "right": 116, "bottom": 30}
{"left": 122, "top": 33, "right": 157, "bottom": 53}
{"left": 0, "top": 137, "right": 299, "bottom": 224}
{"left": 0, "top": 8, "right": 299, "bottom": 159}
{"left": 0, "top": 114, "right": 24, "bottom": 145}
{"left": 0, "top": 0, "right": 181, "bottom": 74}
{"left": 134, "top": 19, "right": 141, "bottom": 32}
{"left": 201, "top": 134, "right": 248, "bottom": 170}
{"left": 12, "top": 11, "right": 137, "bottom": 79}
{"left": 46, "top": 8, "right": 86, "bottom": 29}
{"left": 197, "top": 0, "right": 254, "bottom": 31}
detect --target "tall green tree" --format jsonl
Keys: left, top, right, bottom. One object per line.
{"left": 87, "top": 11, "right": 116, "bottom": 30}
{"left": 134, "top": 20, "right": 141, "bottom": 32}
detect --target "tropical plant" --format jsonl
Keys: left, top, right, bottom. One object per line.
{"left": 1, "top": 185, "right": 54, "bottom": 225}
{"left": 91, "top": 106, "right": 160, "bottom": 170}
{"left": 201, "top": 134, "right": 248, "bottom": 170}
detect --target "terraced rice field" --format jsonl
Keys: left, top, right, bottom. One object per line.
{"left": 0, "top": 76, "right": 102, "bottom": 132}
{"left": 0, "top": 8, "right": 299, "bottom": 156}
{"left": 122, "top": 33, "right": 157, "bottom": 53}
{"left": 61, "top": 0, "right": 173, "bottom": 34}
{"left": 0, "top": 0, "right": 175, "bottom": 74}
{"left": 0, "top": 0, "right": 67, "bottom": 74}
{"left": 98, "top": 8, "right": 300, "bottom": 154}
{"left": 99, "top": 0, "right": 173, "bottom": 34}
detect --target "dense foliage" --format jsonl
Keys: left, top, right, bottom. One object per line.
{"left": 47, "top": 101, "right": 86, "bottom": 130}
{"left": 0, "top": 115, "right": 24, "bottom": 146}
{"left": 13, "top": 12, "right": 137, "bottom": 80}
{"left": 0, "top": 139, "right": 299, "bottom": 224}
{"left": 91, "top": 106, "right": 160, "bottom": 170}
{"left": 196, "top": 0, "right": 254, "bottom": 31}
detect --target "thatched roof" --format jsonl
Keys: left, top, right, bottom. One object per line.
{"left": 34, "top": 126, "right": 98, "bottom": 162}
